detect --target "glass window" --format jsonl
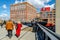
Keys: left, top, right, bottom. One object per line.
{"left": 53, "top": 16, "right": 55, "bottom": 18}
{"left": 19, "top": 4, "right": 26, "bottom": 10}
{"left": 54, "top": 19, "right": 55, "bottom": 21}
{"left": 50, "top": 19, "right": 52, "bottom": 21}
{"left": 11, "top": 6, "right": 14, "bottom": 10}
{"left": 45, "top": 12, "right": 48, "bottom": 18}
{"left": 50, "top": 14, "right": 52, "bottom": 18}
{"left": 15, "top": 6, "right": 17, "bottom": 10}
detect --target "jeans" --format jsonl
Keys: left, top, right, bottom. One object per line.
{"left": 7, "top": 30, "right": 12, "bottom": 38}
{"left": 37, "top": 30, "right": 44, "bottom": 40}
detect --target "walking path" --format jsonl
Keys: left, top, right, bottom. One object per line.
{"left": 0, "top": 25, "right": 35, "bottom": 40}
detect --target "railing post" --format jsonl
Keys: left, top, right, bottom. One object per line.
{"left": 35, "top": 32, "right": 38, "bottom": 40}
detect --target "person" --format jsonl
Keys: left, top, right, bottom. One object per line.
{"left": 3, "top": 20, "right": 6, "bottom": 25}
{"left": 5, "top": 20, "right": 14, "bottom": 38}
{"left": 31, "top": 19, "right": 37, "bottom": 32}
{"left": 0, "top": 23, "right": 3, "bottom": 28}
{"left": 15, "top": 21, "right": 22, "bottom": 38}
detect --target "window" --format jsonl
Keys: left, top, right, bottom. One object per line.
{"left": 49, "top": 14, "right": 52, "bottom": 18}
{"left": 11, "top": 6, "right": 14, "bottom": 10}
{"left": 19, "top": 4, "right": 26, "bottom": 10}
{"left": 17, "top": 6, "right": 19, "bottom": 10}
{"left": 50, "top": 19, "right": 52, "bottom": 21}
{"left": 53, "top": 15, "right": 55, "bottom": 18}
{"left": 15, "top": 6, "right": 17, "bottom": 10}
{"left": 53, "top": 14, "right": 55, "bottom": 15}
{"left": 54, "top": 19, "right": 55, "bottom": 21}
{"left": 45, "top": 12, "right": 48, "bottom": 18}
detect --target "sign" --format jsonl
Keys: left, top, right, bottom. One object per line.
{"left": 45, "top": 7, "right": 50, "bottom": 11}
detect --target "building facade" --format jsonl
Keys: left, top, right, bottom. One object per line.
{"left": 40, "top": 7, "right": 55, "bottom": 24}
{"left": 10, "top": 2, "right": 37, "bottom": 22}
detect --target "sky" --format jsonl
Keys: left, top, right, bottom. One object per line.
{"left": 0, "top": 0, "right": 55, "bottom": 20}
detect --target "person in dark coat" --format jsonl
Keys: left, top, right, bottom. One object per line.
{"left": 31, "top": 19, "right": 37, "bottom": 32}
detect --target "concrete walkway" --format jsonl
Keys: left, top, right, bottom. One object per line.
{"left": 0, "top": 25, "right": 35, "bottom": 40}
{"left": 20, "top": 31, "right": 35, "bottom": 40}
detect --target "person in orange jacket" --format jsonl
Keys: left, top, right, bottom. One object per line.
{"left": 15, "top": 21, "right": 22, "bottom": 38}
{"left": 6, "top": 20, "right": 14, "bottom": 38}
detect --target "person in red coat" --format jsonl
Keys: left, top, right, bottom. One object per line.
{"left": 15, "top": 21, "right": 22, "bottom": 37}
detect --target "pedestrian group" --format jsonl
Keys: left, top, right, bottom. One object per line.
{"left": 5, "top": 20, "right": 22, "bottom": 38}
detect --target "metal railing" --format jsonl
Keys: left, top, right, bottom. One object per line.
{"left": 37, "top": 23, "right": 60, "bottom": 40}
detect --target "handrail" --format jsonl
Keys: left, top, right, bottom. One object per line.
{"left": 37, "top": 23, "right": 60, "bottom": 40}
{"left": 39, "top": 24, "right": 60, "bottom": 39}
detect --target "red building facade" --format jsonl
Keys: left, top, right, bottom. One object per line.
{"left": 10, "top": 2, "right": 37, "bottom": 22}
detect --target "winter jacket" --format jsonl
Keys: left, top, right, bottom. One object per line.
{"left": 6, "top": 21, "right": 14, "bottom": 30}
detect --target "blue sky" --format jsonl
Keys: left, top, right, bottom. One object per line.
{"left": 0, "top": 0, "right": 55, "bottom": 20}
